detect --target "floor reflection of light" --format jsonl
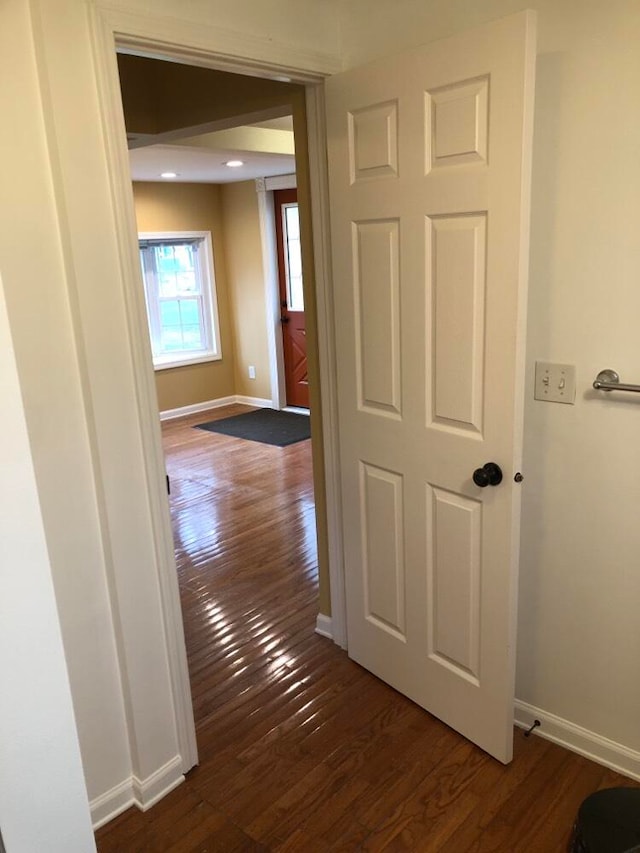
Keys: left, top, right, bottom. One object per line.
{"left": 282, "top": 676, "right": 310, "bottom": 697}
{"left": 269, "top": 653, "right": 293, "bottom": 669}
{"left": 283, "top": 496, "right": 318, "bottom": 567}
{"left": 201, "top": 601, "right": 230, "bottom": 630}
{"left": 300, "top": 706, "right": 321, "bottom": 723}
{"left": 259, "top": 637, "right": 281, "bottom": 656}
{"left": 172, "top": 501, "right": 223, "bottom": 563}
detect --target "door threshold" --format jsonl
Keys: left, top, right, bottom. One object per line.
{"left": 283, "top": 406, "right": 310, "bottom": 416}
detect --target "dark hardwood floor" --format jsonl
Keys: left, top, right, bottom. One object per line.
{"left": 95, "top": 405, "right": 637, "bottom": 852}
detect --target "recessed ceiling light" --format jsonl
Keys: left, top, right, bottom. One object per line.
{"left": 224, "top": 160, "right": 244, "bottom": 168}
{"left": 160, "top": 171, "right": 178, "bottom": 179}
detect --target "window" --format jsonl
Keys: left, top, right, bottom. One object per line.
{"left": 281, "top": 203, "right": 304, "bottom": 311}
{"left": 138, "top": 231, "right": 221, "bottom": 369}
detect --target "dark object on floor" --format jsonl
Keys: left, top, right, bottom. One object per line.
{"left": 569, "top": 788, "right": 640, "bottom": 852}
{"left": 195, "top": 408, "right": 311, "bottom": 447}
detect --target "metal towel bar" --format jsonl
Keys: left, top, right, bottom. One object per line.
{"left": 592, "top": 369, "right": 640, "bottom": 393}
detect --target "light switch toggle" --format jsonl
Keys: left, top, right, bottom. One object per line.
{"left": 534, "top": 362, "right": 576, "bottom": 404}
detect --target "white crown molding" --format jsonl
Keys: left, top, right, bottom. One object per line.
{"left": 515, "top": 699, "right": 640, "bottom": 782}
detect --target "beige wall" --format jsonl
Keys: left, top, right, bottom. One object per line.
{"left": 132, "top": 181, "right": 236, "bottom": 411}
{"left": 340, "top": 0, "right": 640, "bottom": 753}
{"left": 221, "top": 181, "right": 272, "bottom": 401}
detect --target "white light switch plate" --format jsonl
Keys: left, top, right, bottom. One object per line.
{"left": 534, "top": 361, "right": 576, "bottom": 404}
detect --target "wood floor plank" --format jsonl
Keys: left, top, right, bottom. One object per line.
{"left": 95, "top": 405, "right": 639, "bottom": 852}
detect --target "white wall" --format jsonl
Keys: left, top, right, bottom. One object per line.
{"left": 339, "top": 0, "right": 640, "bottom": 760}
{"left": 0, "top": 0, "right": 132, "bottom": 812}
{"left": 0, "top": 269, "right": 95, "bottom": 851}
{"left": 104, "top": 0, "right": 340, "bottom": 57}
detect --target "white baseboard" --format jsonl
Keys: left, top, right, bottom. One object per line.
{"left": 132, "top": 755, "right": 184, "bottom": 811}
{"left": 90, "top": 778, "right": 135, "bottom": 830}
{"left": 90, "top": 756, "right": 184, "bottom": 829}
{"left": 234, "top": 395, "right": 273, "bottom": 409}
{"left": 515, "top": 699, "right": 640, "bottom": 782}
{"left": 159, "top": 396, "right": 236, "bottom": 421}
{"left": 160, "top": 395, "right": 273, "bottom": 421}
{"left": 315, "top": 613, "right": 333, "bottom": 640}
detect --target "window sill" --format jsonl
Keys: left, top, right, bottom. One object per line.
{"left": 153, "top": 353, "right": 222, "bottom": 372}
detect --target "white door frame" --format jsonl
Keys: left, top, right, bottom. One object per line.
{"left": 255, "top": 174, "right": 296, "bottom": 411}
{"left": 256, "top": 173, "right": 316, "bottom": 414}
{"left": 89, "top": 4, "right": 347, "bottom": 771}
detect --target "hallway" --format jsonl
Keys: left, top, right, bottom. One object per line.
{"left": 95, "top": 405, "right": 634, "bottom": 851}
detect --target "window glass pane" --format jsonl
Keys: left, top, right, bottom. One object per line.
{"left": 284, "top": 204, "right": 304, "bottom": 312}
{"left": 155, "top": 244, "right": 194, "bottom": 272}
{"left": 160, "top": 329, "right": 184, "bottom": 351}
{"left": 288, "top": 276, "right": 304, "bottom": 312}
{"left": 288, "top": 241, "right": 302, "bottom": 278}
{"left": 173, "top": 244, "right": 194, "bottom": 271}
{"left": 160, "top": 300, "right": 180, "bottom": 327}
{"left": 155, "top": 245, "right": 198, "bottom": 296}
{"left": 158, "top": 272, "right": 177, "bottom": 297}
{"left": 285, "top": 205, "right": 300, "bottom": 240}
{"left": 158, "top": 299, "right": 204, "bottom": 353}
{"left": 176, "top": 271, "right": 198, "bottom": 294}
{"left": 179, "top": 299, "right": 200, "bottom": 325}
{"left": 181, "top": 325, "right": 203, "bottom": 349}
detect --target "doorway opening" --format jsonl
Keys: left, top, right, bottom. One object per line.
{"left": 116, "top": 52, "right": 322, "bottom": 767}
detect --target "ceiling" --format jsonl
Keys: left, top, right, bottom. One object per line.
{"left": 128, "top": 118, "right": 296, "bottom": 184}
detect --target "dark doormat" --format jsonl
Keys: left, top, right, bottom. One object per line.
{"left": 195, "top": 408, "right": 311, "bottom": 447}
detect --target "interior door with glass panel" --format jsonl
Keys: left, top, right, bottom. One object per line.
{"left": 275, "top": 189, "right": 309, "bottom": 409}
{"left": 326, "top": 11, "right": 536, "bottom": 762}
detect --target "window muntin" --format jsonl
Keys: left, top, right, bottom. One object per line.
{"left": 138, "top": 231, "right": 221, "bottom": 369}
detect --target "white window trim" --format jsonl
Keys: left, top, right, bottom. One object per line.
{"left": 138, "top": 230, "right": 222, "bottom": 371}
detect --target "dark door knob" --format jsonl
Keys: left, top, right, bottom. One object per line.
{"left": 280, "top": 315, "right": 290, "bottom": 324}
{"left": 472, "top": 462, "right": 503, "bottom": 488}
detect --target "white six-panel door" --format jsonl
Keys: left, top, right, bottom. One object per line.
{"left": 325, "top": 11, "right": 536, "bottom": 763}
